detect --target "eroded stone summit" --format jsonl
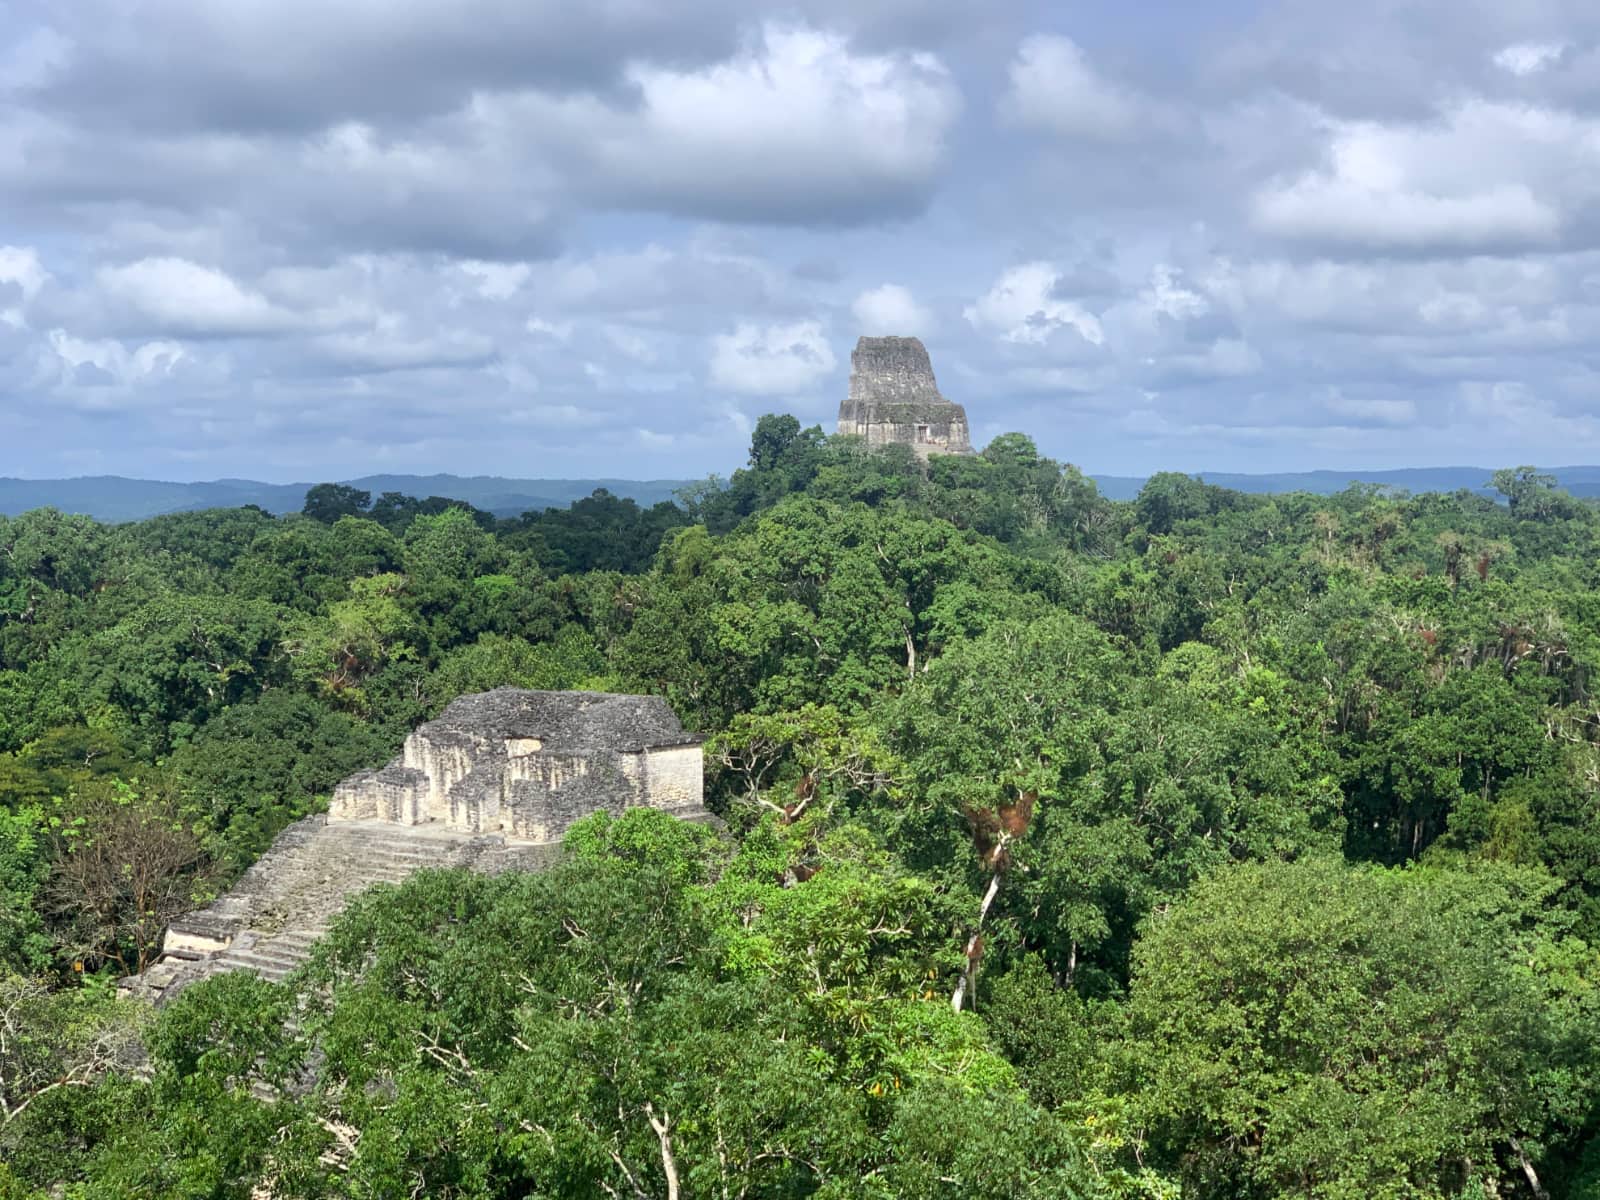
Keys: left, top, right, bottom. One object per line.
{"left": 836, "top": 335, "right": 973, "bottom": 458}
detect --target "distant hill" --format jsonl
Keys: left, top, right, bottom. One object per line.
{"left": 0, "top": 475, "right": 693, "bottom": 522}
{"left": 4, "top": 465, "right": 1597, "bottom": 522}
{"left": 1087, "top": 466, "right": 1600, "bottom": 502}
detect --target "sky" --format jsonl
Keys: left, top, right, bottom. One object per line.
{"left": 4, "top": 0, "right": 1600, "bottom": 482}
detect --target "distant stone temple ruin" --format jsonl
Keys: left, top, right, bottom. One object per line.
{"left": 836, "top": 335, "right": 974, "bottom": 458}
{"left": 125, "top": 689, "right": 709, "bottom": 1003}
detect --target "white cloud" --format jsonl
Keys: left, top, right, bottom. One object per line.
{"left": 1143, "top": 266, "right": 1208, "bottom": 321}
{"left": 1202, "top": 254, "right": 1571, "bottom": 338}
{"left": 1251, "top": 101, "right": 1588, "bottom": 251}
{"left": 1135, "top": 336, "right": 1262, "bottom": 388}
{"left": 0, "top": 26, "right": 70, "bottom": 90}
{"left": 1003, "top": 35, "right": 1152, "bottom": 140}
{"left": 11, "top": 0, "right": 1600, "bottom": 478}
{"left": 0, "top": 245, "right": 49, "bottom": 328}
{"left": 1255, "top": 178, "right": 1559, "bottom": 250}
{"left": 28, "top": 0, "right": 749, "bottom": 131}
{"left": 964, "top": 263, "right": 1105, "bottom": 346}
{"left": 526, "top": 317, "right": 574, "bottom": 340}
{"left": 603, "top": 325, "right": 659, "bottom": 363}
{"left": 1326, "top": 391, "right": 1417, "bottom": 425}
{"left": 0, "top": 246, "right": 48, "bottom": 298}
{"left": 47, "top": 329, "right": 186, "bottom": 386}
{"left": 96, "top": 257, "right": 305, "bottom": 336}
{"left": 709, "top": 320, "right": 837, "bottom": 395}
{"left": 1493, "top": 42, "right": 1567, "bottom": 77}
{"left": 1002, "top": 364, "right": 1108, "bottom": 393}
{"left": 852, "top": 283, "right": 933, "bottom": 335}
{"left": 1179, "top": 338, "right": 1261, "bottom": 379}
{"left": 523, "top": 243, "right": 779, "bottom": 317}
{"left": 310, "top": 323, "right": 496, "bottom": 373}
{"left": 460, "top": 260, "right": 531, "bottom": 300}
{"left": 1454, "top": 379, "right": 1600, "bottom": 453}
{"left": 523, "top": 25, "right": 961, "bottom": 222}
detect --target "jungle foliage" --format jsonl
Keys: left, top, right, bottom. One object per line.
{"left": 4, "top": 421, "right": 1600, "bottom": 1197}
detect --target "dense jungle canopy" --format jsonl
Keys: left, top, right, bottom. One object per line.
{"left": 3, "top": 421, "right": 1600, "bottom": 1197}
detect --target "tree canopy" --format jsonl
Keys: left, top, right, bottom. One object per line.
{"left": 4, "top": 430, "right": 1600, "bottom": 1197}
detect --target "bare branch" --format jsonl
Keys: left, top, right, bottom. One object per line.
{"left": 646, "top": 1103, "right": 680, "bottom": 1200}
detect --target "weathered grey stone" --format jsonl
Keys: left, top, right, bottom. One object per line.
{"left": 329, "top": 688, "right": 707, "bottom": 839}
{"left": 119, "top": 816, "right": 568, "bottom": 1004}
{"left": 836, "top": 335, "right": 974, "bottom": 458}
{"left": 122, "top": 689, "right": 715, "bottom": 1005}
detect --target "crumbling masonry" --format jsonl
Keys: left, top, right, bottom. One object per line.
{"left": 328, "top": 689, "right": 706, "bottom": 838}
{"left": 836, "top": 335, "right": 974, "bottom": 458}
{"left": 124, "top": 689, "right": 711, "bottom": 1003}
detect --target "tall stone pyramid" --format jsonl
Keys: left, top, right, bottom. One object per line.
{"left": 836, "top": 336, "right": 974, "bottom": 458}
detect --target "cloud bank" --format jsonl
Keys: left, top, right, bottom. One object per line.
{"left": 4, "top": 0, "right": 1600, "bottom": 479}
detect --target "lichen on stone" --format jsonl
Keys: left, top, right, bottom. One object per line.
{"left": 836, "top": 335, "right": 974, "bottom": 458}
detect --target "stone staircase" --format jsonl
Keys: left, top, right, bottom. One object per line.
{"left": 123, "top": 815, "right": 560, "bottom": 1003}
{"left": 214, "top": 928, "right": 328, "bottom": 984}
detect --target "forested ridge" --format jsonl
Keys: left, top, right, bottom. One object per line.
{"left": 3, "top": 419, "right": 1600, "bottom": 1197}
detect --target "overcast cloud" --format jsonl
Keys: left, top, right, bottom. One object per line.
{"left": 4, "top": 0, "right": 1600, "bottom": 481}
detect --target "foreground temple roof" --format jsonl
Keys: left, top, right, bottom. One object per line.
{"left": 430, "top": 688, "right": 702, "bottom": 754}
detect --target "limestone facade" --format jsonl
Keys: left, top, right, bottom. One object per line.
{"left": 329, "top": 688, "right": 707, "bottom": 841}
{"left": 123, "top": 689, "right": 712, "bottom": 1004}
{"left": 836, "top": 335, "right": 974, "bottom": 458}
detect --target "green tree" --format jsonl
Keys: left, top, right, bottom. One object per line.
{"left": 81, "top": 594, "right": 289, "bottom": 752}
{"left": 167, "top": 689, "right": 393, "bottom": 869}
{"left": 300, "top": 482, "right": 372, "bottom": 524}
{"left": 0, "top": 973, "right": 145, "bottom": 1131}
{"left": 1125, "top": 857, "right": 1599, "bottom": 1199}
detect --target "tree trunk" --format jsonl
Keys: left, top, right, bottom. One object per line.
{"left": 646, "top": 1104, "right": 679, "bottom": 1200}
{"left": 1509, "top": 1135, "right": 1548, "bottom": 1200}
{"left": 951, "top": 872, "right": 1002, "bottom": 1013}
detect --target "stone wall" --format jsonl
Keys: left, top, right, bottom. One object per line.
{"left": 328, "top": 689, "right": 709, "bottom": 840}
{"left": 836, "top": 335, "right": 974, "bottom": 458}
{"left": 841, "top": 408, "right": 971, "bottom": 456}
{"left": 504, "top": 751, "right": 613, "bottom": 841}
{"left": 329, "top": 765, "right": 428, "bottom": 823}
{"left": 403, "top": 728, "right": 480, "bottom": 823}
{"left": 126, "top": 690, "right": 722, "bottom": 1007}
{"left": 844, "top": 336, "right": 945, "bottom": 404}
{"left": 643, "top": 744, "right": 704, "bottom": 810}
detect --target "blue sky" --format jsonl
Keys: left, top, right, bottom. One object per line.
{"left": 4, "top": 0, "right": 1600, "bottom": 482}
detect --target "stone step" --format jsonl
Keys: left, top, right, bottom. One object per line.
{"left": 302, "top": 850, "right": 445, "bottom": 871}
{"left": 272, "top": 825, "right": 325, "bottom": 846}
{"left": 159, "top": 946, "right": 212, "bottom": 963}
{"left": 131, "top": 807, "right": 578, "bottom": 1007}
{"left": 320, "top": 826, "right": 481, "bottom": 848}
{"left": 329, "top": 836, "right": 449, "bottom": 850}
{"left": 319, "top": 857, "right": 453, "bottom": 876}
{"left": 234, "top": 942, "right": 308, "bottom": 969}
{"left": 268, "top": 867, "right": 413, "bottom": 881}
{"left": 298, "top": 866, "right": 428, "bottom": 879}
{"left": 254, "top": 955, "right": 312, "bottom": 976}
{"left": 214, "top": 952, "right": 296, "bottom": 983}
{"left": 272, "top": 929, "right": 328, "bottom": 946}
{"left": 343, "top": 857, "right": 442, "bottom": 872}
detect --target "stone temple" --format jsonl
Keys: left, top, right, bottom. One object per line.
{"left": 329, "top": 689, "right": 706, "bottom": 838}
{"left": 125, "top": 689, "right": 710, "bottom": 1003}
{"left": 836, "top": 335, "right": 974, "bottom": 458}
